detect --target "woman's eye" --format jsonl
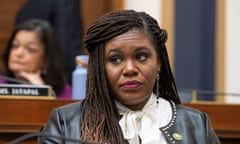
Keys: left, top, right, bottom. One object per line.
{"left": 136, "top": 53, "right": 148, "bottom": 62}
{"left": 109, "top": 56, "right": 122, "bottom": 64}
{"left": 26, "top": 46, "right": 38, "bottom": 53}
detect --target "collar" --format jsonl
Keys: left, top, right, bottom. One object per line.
{"left": 115, "top": 93, "right": 172, "bottom": 144}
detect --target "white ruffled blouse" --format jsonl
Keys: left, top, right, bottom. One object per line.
{"left": 115, "top": 93, "right": 172, "bottom": 144}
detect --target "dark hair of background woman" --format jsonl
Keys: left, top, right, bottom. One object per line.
{"left": 80, "top": 10, "right": 181, "bottom": 143}
{"left": 3, "top": 19, "right": 67, "bottom": 96}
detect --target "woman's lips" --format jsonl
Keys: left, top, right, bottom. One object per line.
{"left": 11, "top": 60, "right": 24, "bottom": 65}
{"left": 122, "top": 80, "right": 142, "bottom": 90}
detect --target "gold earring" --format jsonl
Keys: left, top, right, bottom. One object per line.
{"left": 156, "top": 73, "right": 160, "bottom": 104}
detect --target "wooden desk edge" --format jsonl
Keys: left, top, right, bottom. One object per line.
{"left": 0, "top": 122, "right": 43, "bottom": 133}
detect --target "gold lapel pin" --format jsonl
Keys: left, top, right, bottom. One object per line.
{"left": 172, "top": 133, "right": 183, "bottom": 141}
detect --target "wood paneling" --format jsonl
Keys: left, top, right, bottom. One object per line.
{"left": 162, "top": 0, "right": 175, "bottom": 71}
{"left": 81, "top": 0, "right": 109, "bottom": 35}
{"left": 215, "top": 0, "right": 226, "bottom": 102}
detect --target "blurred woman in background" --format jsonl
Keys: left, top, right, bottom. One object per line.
{"left": 1, "top": 19, "right": 72, "bottom": 99}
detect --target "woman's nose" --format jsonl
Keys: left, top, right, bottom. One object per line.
{"left": 123, "top": 60, "right": 138, "bottom": 76}
{"left": 13, "top": 46, "right": 24, "bottom": 55}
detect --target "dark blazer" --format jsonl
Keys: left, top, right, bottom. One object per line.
{"left": 16, "top": 0, "right": 84, "bottom": 83}
{"left": 38, "top": 101, "right": 220, "bottom": 144}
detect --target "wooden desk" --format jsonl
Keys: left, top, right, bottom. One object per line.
{"left": 0, "top": 99, "right": 240, "bottom": 144}
{"left": 0, "top": 98, "right": 75, "bottom": 144}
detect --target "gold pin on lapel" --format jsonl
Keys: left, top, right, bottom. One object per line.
{"left": 172, "top": 133, "right": 183, "bottom": 141}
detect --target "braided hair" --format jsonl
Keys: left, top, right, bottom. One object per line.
{"left": 80, "top": 10, "right": 181, "bottom": 143}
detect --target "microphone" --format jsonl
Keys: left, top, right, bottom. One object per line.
{"left": 0, "top": 74, "right": 27, "bottom": 84}
{"left": 7, "top": 132, "right": 99, "bottom": 144}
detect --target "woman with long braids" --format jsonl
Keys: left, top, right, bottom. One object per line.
{"left": 39, "top": 10, "right": 220, "bottom": 144}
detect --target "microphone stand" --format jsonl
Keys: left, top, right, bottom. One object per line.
{"left": 7, "top": 132, "right": 99, "bottom": 144}
{"left": 0, "top": 75, "right": 27, "bottom": 84}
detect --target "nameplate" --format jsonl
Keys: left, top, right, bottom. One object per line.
{"left": 0, "top": 84, "right": 54, "bottom": 99}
